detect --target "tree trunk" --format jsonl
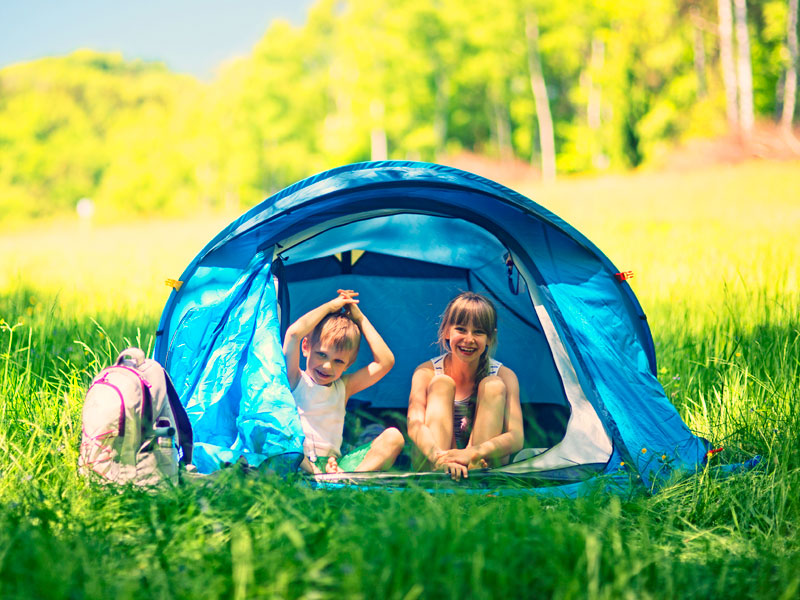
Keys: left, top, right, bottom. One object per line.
{"left": 492, "top": 100, "right": 514, "bottom": 163}
{"left": 370, "top": 99, "right": 387, "bottom": 161}
{"left": 690, "top": 6, "right": 707, "bottom": 97}
{"left": 525, "top": 10, "right": 556, "bottom": 182}
{"left": 781, "top": 0, "right": 799, "bottom": 132}
{"left": 434, "top": 70, "right": 449, "bottom": 155}
{"left": 587, "top": 38, "right": 604, "bottom": 130}
{"left": 717, "top": 0, "right": 739, "bottom": 129}
{"left": 733, "top": 0, "right": 754, "bottom": 137}
{"left": 586, "top": 37, "right": 609, "bottom": 169}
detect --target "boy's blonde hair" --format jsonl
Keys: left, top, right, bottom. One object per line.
{"left": 309, "top": 313, "right": 361, "bottom": 360}
{"left": 437, "top": 292, "right": 498, "bottom": 382}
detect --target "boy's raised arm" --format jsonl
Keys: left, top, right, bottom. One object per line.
{"left": 282, "top": 293, "right": 357, "bottom": 389}
{"left": 343, "top": 296, "right": 395, "bottom": 399}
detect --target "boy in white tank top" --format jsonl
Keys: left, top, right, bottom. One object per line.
{"left": 282, "top": 289, "right": 404, "bottom": 474}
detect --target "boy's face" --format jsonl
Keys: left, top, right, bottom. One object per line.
{"left": 301, "top": 336, "right": 356, "bottom": 386}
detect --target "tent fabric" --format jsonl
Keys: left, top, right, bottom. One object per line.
{"left": 166, "top": 249, "right": 304, "bottom": 474}
{"left": 155, "top": 160, "right": 710, "bottom": 490}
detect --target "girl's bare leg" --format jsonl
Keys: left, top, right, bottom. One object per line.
{"left": 425, "top": 374, "right": 456, "bottom": 450}
{"left": 471, "top": 375, "right": 508, "bottom": 467}
{"left": 411, "top": 374, "right": 455, "bottom": 470}
{"left": 355, "top": 427, "right": 405, "bottom": 472}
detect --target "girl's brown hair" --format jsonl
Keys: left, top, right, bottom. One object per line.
{"left": 437, "top": 292, "right": 498, "bottom": 384}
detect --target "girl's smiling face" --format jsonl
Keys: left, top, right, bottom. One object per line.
{"left": 437, "top": 292, "right": 498, "bottom": 360}
{"left": 446, "top": 321, "right": 490, "bottom": 364}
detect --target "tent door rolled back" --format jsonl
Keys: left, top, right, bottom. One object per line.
{"left": 154, "top": 161, "right": 714, "bottom": 496}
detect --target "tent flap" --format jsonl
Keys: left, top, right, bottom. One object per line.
{"left": 167, "top": 249, "right": 304, "bottom": 474}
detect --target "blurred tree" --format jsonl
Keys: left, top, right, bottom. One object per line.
{"left": 214, "top": 7, "right": 334, "bottom": 201}
{"left": 734, "top": 0, "right": 755, "bottom": 136}
{"left": 718, "top": 0, "right": 740, "bottom": 129}
{"left": 689, "top": 4, "right": 709, "bottom": 97}
{"left": 780, "top": 0, "right": 798, "bottom": 131}
{"left": 1, "top": 0, "right": 795, "bottom": 222}
{"left": 0, "top": 50, "right": 201, "bottom": 221}
{"left": 523, "top": 5, "right": 556, "bottom": 181}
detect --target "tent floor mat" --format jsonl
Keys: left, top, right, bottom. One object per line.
{"left": 306, "top": 462, "right": 608, "bottom": 490}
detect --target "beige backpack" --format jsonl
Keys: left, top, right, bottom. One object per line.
{"left": 78, "top": 347, "right": 193, "bottom": 485}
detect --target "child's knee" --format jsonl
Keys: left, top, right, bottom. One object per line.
{"left": 478, "top": 375, "right": 506, "bottom": 400}
{"left": 428, "top": 374, "right": 455, "bottom": 396}
{"left": 381, "top": 427, "right": 405, "bottom": 451}
{"left": 426, "top": 375, "right": 455, "bottom": 425}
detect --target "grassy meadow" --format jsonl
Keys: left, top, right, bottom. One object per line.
{"left": 1, "top": 160, "right": 799, "bottom": 598}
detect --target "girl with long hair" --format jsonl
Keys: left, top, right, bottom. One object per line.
{"left": 407, "top": 292, "right": 523, "bottom": 479}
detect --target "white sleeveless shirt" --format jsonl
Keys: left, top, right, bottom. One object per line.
{"left": 292, "top": 370, "right": 346, "bottom": 459}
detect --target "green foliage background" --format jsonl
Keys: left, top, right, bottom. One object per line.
{"left": 1, "top": 0, "right": 797, "bottom": 222}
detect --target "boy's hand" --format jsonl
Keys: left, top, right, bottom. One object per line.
{"left": 337, "top": 289, "right": 364, "bottom": 324}
{"left": 338, "top": 291, "right": 364, "bottom": 325}
{"left": 327, "top": 290, "right": 358, "bottom": 314}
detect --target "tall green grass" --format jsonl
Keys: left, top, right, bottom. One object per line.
{"left": 1, "top": 161, "right": 799, "bottom": 598}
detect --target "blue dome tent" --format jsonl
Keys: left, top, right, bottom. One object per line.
{"left": 154, "top": 161, "right": 710, "bottom": 495}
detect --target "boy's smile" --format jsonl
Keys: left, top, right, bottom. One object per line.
{"left": 302, "top": 337, "right": 355, "bottom": 386}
